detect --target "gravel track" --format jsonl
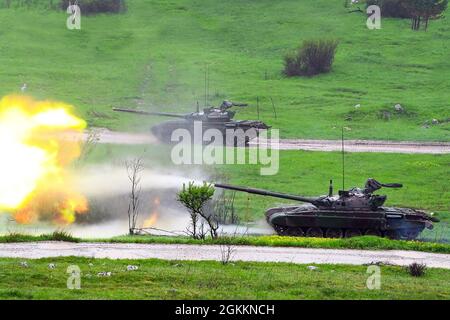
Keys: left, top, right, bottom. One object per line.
{"left": 250, "top": 138, "right": 450, "bottom": 154}
{"left": 1, "top": 242, "right": 449, "bottom": 269}
{"left": 83, "top": 129, "right": 450, "bottom": 154}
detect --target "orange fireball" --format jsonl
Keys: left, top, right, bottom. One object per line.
{"left": 0, "top": 95, "right": 87, "bottom": 224}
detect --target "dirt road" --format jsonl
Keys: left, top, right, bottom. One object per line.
{"left": 83, "top": 129, "right": 450, "bottom": 154}
{"left": 250, "top": 138, "right": 450, "bottom": 154}
{"left": 1, "top": 242, "right": 449, "bottom": 269}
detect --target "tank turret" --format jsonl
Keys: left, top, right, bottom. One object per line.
{"left": 215, "top": 179, "right": 438, "bottom": 240}
{"left": 113, "top": 100, "right": 251, "bottom": 122}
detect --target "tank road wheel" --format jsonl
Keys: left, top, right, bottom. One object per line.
{"left": 400, "top": 229, "right": 421, "bottom": 240}
{"left": 306, "top": 227, "right": 323, "bottom": 238}
{"left": 345, "top": 229, "right": 362, "bottom": 238}
{"left": 285, "top": 227, "right": 305, "bottom": 237}
{"left": 273, "top": 225, "right": 287, "bottom": 236}
{"left": 364, "top": 229, "right": 382, "bottom": 237}
{"left": 325, "top": 228, "right": 344, "bottom": 238}
{"left": 385, "top": 230, "right": 400, "bottom": 240}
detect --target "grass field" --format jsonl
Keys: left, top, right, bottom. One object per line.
{"left": 1, "top": 0, "right": 449, "bottom": 302}
{"left": 0, "top": 257, "right": 448, "bottom": 299}
{"left": 0, "top": 0, "right": 449, "bottom": 140}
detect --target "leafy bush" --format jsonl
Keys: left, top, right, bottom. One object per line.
{"left": 0, "top": 231, "right": 79, "bottom": 243}
{"left": 283, "top": 52, "right": 302, "bottom": 77}
{"left": 283, "top": 40, "right": 338, "bottom": 77}
{"left": 60, "top": 0, "right": 126, "bottom": 15}
{"left": 406, "top": 262, "right": 427, "bottom": 277}
{"left": 366, "top": 0, "right": 411, "bottom": 18}
{"left": 48, "top": 230, "right": 79, "bottom": 242}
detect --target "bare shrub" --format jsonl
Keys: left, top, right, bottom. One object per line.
{"left": 219, "top": 243, "right": 236, "bottom": 265}
{"left": 283, "top": 40, "right": 338, "bottom": 77}
{"left": 126, "top": 158, "right": 143, "bottom": 235}
{"left": 406, "top": 262, "right": 427, "bottom": 277}
{"left": 283, "top": 52, "right": 302, "bottom": 77}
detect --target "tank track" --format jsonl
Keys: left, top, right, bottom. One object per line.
{"left": 266, "top": 210, "right": 422, "bottom": 240}
{"left": 271, "top": 225, "right": 421, "bottom": 240}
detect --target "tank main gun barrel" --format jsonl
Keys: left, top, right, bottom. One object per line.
{"left": 113, "top": 108, "right": 187, "bottom": 119}
{"left": 215, "top": 183, "right": 320, "bottom": 205}
{"left": 380, "top": 183, "right": 403, "bottom": 188}
{"left": 231, "top": 102, "right": 248, "bottom": 107}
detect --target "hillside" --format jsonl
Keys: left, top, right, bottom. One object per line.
{"left": 0, "top": 0, "right": 449, "bottom": 140}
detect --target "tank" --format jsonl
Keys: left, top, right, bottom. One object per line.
{"left": 215, "top": 178, "right": 439, "bottom": 240}
{"left": 113, "top": 100, "right": 270, "bottom": 145}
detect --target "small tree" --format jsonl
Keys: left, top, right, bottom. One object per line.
{"left": 422, "top": 0, "right": 448, "bottom": 30}
{"left": 402, "top": 0, "right": 448, "bottom": 30}
{"left": 126, "top": 158, "right": 143, "bottom": 235}
{"left": 177, "top": 182, "right": 218, "bottom": 239}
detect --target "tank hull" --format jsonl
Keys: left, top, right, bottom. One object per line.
{"left": 265, "top": 205, "right": 433, "bottom": 240}
{"left": 150, "top": 119, "right": 264, "bottom": 145}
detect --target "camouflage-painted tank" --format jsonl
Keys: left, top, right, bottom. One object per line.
{"left": 215, "top": 179, "right": 438, "bottom": 240}
{"left": 113, "top": 100, "right": 270, "bottom": 145}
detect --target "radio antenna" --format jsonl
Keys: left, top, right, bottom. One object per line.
{"left": 204, "top": 64, "right": 207, "bottom": 108}
{"left": 206, "top": 64, "right": 210, "bottom": 107}
{"left": 341, "top": 127, "right": 345, "bottom": 190}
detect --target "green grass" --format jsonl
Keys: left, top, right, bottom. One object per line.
{"left": 0, "top": 257, "right": 448, "bottom": 299}
{"left": 0, "top": 0, "right": 449, "bottom": 140}
{"left": 1, "top": 233, "right": 449, "bottom": 253}
{"left": 0, "top": 231, "right": 79, "bottom": 243}
{"left": 103, "top": 234, "right": 450, "bottom": 253}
